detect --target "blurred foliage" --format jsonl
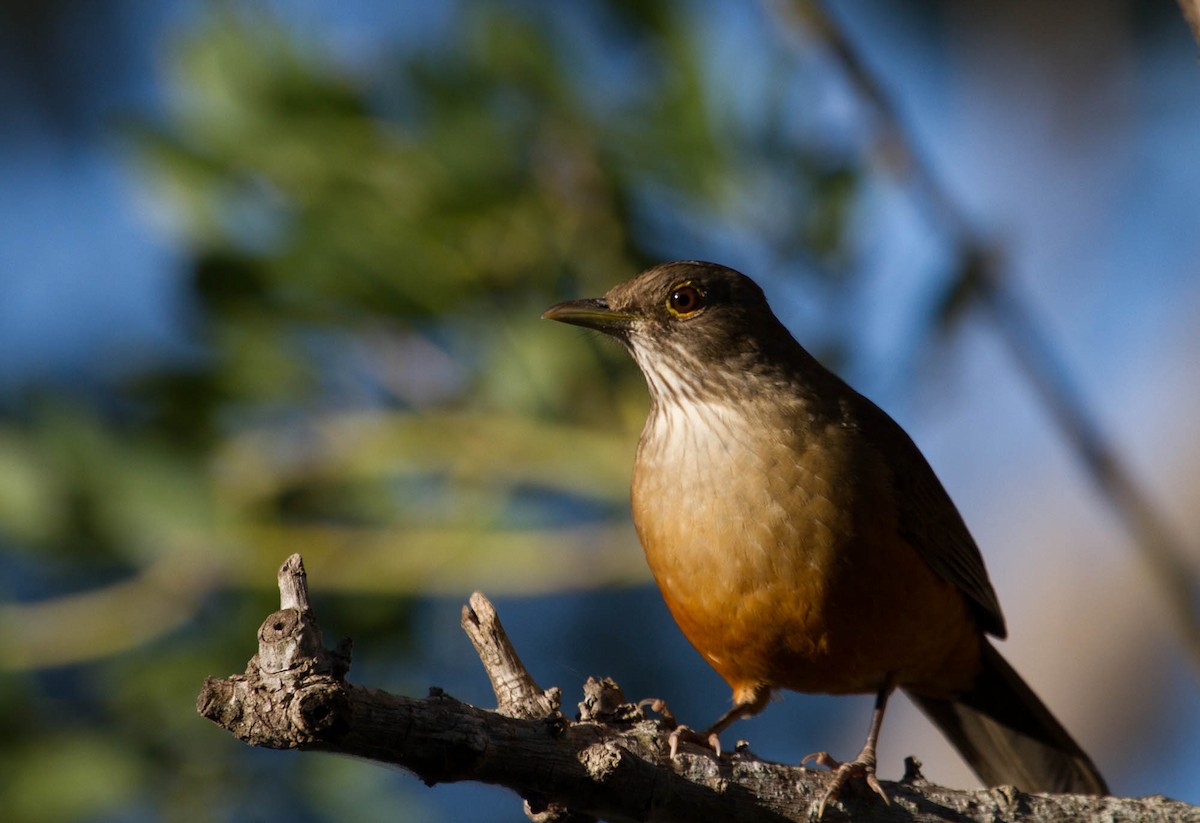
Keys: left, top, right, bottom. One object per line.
{"left": 0, "top": 2, "right": 863, "bottom": 821}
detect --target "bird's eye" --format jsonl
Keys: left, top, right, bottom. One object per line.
{"left": 667, "top": 284, "right": 704, "bottom": 317}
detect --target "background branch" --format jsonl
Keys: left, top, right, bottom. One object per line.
{"left": 1179, "top": 0, "right": 1200, "bottom": 49}
{"left": 791, "top": 0, "right": 1200, "bottom": 676}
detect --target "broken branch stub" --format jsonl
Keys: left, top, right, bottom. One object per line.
{"left": 461, "top": 591, "right": 561, "bottom": 720}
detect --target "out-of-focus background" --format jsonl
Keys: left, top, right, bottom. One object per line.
{"left": 1, "top": 1, "right": 1198, "bottom": 820}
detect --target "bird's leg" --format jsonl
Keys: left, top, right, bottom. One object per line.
{"left": 802, "top": 677, "right": 894, "bottom": 817}
{"left": 667, "top": 688, "right": 771, "bottom": 758}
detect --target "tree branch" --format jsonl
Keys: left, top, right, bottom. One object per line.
{"left": 197, "top": 554, "right": 1192, "bottom": 822}
{"left": 1179, "top": 0, "right": 1200, "bottom": 51}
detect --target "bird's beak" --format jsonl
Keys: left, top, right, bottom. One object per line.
{"left": 541, "top": 298, "right": 636, "bottom": 334}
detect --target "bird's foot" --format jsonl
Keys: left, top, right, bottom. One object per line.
{"left": 667, "top": 724, "right": 723, "bottom": 759}
{"left": 801, "top": 751, "right": 889, "bottom": 818}
{"left": 635, "top": 699, "right": 722, "bottom": 757}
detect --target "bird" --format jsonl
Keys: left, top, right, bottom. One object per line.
{"left": 543, "top": 260, "right": 1108, "bottom": 813}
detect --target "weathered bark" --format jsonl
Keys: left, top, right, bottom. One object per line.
{"left": 198, "top": 555, "right": 1194, "bottom": 822}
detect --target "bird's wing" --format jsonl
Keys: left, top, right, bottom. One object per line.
{"left": 851, "top": 394, "right": 1008, "bottom": 639}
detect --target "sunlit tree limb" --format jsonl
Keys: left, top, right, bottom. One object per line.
{"left": 198, "top": 555, "right": 1196, "bottom": 822}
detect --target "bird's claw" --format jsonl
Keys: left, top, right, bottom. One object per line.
{"left": 637, "top": 697, "right": 678, "bottom": 728}
{"left": 637, "top": 700, "right": 724, "bottom": 759}
{"left": 801, "top": 751, "right": 889, "bottom": 818}
{"left": 667, "top": 724, "right": 722, "bottom": 758}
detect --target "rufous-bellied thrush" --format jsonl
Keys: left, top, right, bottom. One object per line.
{"left": 544, "top": 261, "right": 1107, "bottom": 813}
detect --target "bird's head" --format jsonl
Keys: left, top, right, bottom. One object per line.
{"left": 543, "top": 261, "right": 804, "bottom": 401}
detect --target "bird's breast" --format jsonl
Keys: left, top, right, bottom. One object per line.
{"left": 631, "top": 398, "right": 855, "bottom": 684}
{"left": 630, "top": 394, "right": 981, "bottom": 698}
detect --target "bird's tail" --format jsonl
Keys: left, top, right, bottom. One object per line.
{"left": 907, "top": 641, "right": 1108, "bottom": 795}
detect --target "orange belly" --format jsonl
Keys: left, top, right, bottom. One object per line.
{"left": 631, "top": 408, "right": 982, "bottom": 705}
